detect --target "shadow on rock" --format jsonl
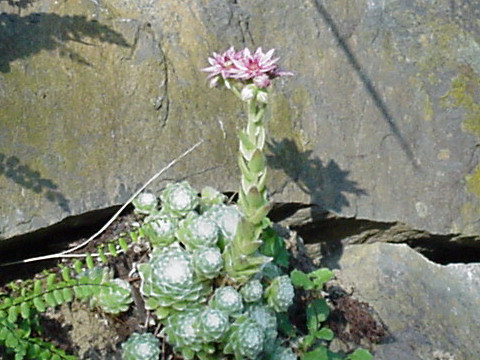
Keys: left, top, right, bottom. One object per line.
{"left": 0, "top": 12, "right": 130, "bottom": 72}
{"left": 0, "top": 0, "right": 37, "bottom": 10}
{"left": 267, "top": 138, "right": 367, "bottom": 213}
{"left": 0, "top": 153, "right": 70, "bottom": 212}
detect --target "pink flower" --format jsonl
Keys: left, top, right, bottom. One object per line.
{"left": 203, "top": 47, "right": 293, "bottom": 89}
{"left": 201, "top": 46, "right": 241, "bottom": 87}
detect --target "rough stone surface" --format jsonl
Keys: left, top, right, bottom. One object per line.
{"left": 1, "top": 0, "right": 480, "bottom": 239}
{"left": 328, "top": 243, "right": 480, "bottom": 360}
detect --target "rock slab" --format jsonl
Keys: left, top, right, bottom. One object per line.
{"left": 1, "top": 0, "right": 480, "bottom": 240}
{"left": 331, "top": 243, "right": 480, "bottom": 360}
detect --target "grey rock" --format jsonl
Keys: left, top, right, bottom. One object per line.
{"left": 1, "top": 0, "right": 480, "bottom": 240}
{"left": 330, "top": 243, "right": 480, "bottom": 360}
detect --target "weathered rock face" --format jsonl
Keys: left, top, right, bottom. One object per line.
{"left": 328, "top": 243, "right": 480, "bottom": 360}
{"left": 1, "top": 0, "right": 480, "bottom": 239}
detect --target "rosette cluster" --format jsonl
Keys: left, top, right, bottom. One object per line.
{"left": 121, "top": 332, "right": 161, "bottom": 360}
{"left": 131, "top": 181, "right": 297, "bottom": 359}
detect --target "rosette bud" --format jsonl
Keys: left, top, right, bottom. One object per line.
{"left": 176, "top": 213, "right": 219, "bottom": 250}
{"left": 160, "top": 181, "right": 199, "bottom": 217}
{"left": 199, "top": 186, "right": 227, "bottom": 212}
{"left": 192, "top": 247, "right": 224, "bottom": 280}
{"left": 240, "top": 279, "right": 263, "bottom": 303}
{"left": 272, "top": 346, "right": 298, "bottom": 360}
{"left": 203, "top": 204, "right": 242, "bottom": 248}
{"left": 138, "top": 244, "right": 209, "bottom": 315}
{"left": 223, "top": 315, "right": 265, "bottom": 360}
{"left": 121, "top": 332, "right": 161, "bottom": 360}
{"left": 210, "top": 286, "right": 243, "bottom": 317}
{"left": 162, "top": 308, "right": 203, "bottom": 358}
{"left": 197, "top": 307, "right": 229, "bottom": 342}
{"left": 241, "top": 84, "right": 257, "bottom": 102}
{"left": 94, "top": 278, "right": 133, "bottom": 314}
{"left": 265, "top": 275, "right": 294, "bottom": 313}
{"left": 247, "top": 304, "right": 278, "bottom": 353}
{"left": 132, "top": 192, "right": 158, "bottom": 215}
{"left": 141, "top": 213, "right": 178, "bottom": 247}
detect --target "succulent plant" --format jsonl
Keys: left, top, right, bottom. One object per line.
{"left": 247, "top": 304, "right": 278, "bottom": 354}
{"left": 265, "top": 275, "right": 295, "bottom": 313}
{"left": 141, "top": 213, "right": 178, "bottom": 247}
{"left": 161, "top": 308, "right": 205, "bottom": 360}
{"left": 160, "top": 181, "right": 199, "bottom": 217}
{"left": 192, "top": 247, "right": 224, "bottom": 280}
{"left": 200, "top": 186, "right": 227, "bottom": 212}
{"left": 203, "top": 204, "right": 242, "bottom": 248}
{"left": 271, "top": 346, "right": 298, "bottom": 360}
{"left": 121, "top": 332, "right": 161, "bottom": 360}
{"left": 209, "top": 286, "right": 243, "bottom": 317}
{"left": 94, "top": 278, "right": 133, "bottom": 314}
{"left": 240, "top": 279, "right": 264, "bottom": 303}
{"left": 176, "top": 213, "right": 219, "bottom": 250}
{"left": 197, "top": 307, "right": 230, "bottom": 342}
{"left": 223, "top": 315, "right": 265, "bottom": 360}
{"left": 138, "top": 244, "right": 209, "bottom": 316}
{"left": 132, "top": 192, "right": 158, "bottom": 215}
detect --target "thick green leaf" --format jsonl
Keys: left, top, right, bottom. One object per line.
{"left": 0, "top": 325, "right": 9, "bottom": 340}
{"left": 108, "top": 243, "right": 118, "bottom": 257}
{"left": 62, "top": 288, "right": 74, "bottom": 302}
{"left": 310, "top": 268, "right": 334, "bottom": 288}
{"left": 53, "top": 289, "right": 64, "bottom": 305}
{"left": 86, "top": 254, "right": 94, "bottom": 269}
{"left": 33, "top": 297, "right": 46, "bottom": 312}
{"left": 291, "top": 269, "right": 314, "bottom": 290}
{"left": 61, "top": 267, "right": 71, "bottom": 281}
{"left": 118, "top": 237, "right": 128, "bottom": 252}
{"left": 248, "top": 149, "right": 266, "bottom": 174}
{"left": 5, "top": 331, "right": 18, "bottom": 348}
{"left": 20, "top": 302, "right": 30, "bottom": 319}
{"left": 306, "top": 299, "right": 330, "bottom": 332}
{"left": 347, "top": 349, "right": 373, "bottom": 360}
{"left": 315, "top": 327, "right": 334, "bottom": 341}
{"left": 47, "top": 273, "right": 56, "bottom": 287}
{"left": 7, "top": 305, "right": 18, "bottom": 323}
{"left": 34, "top": 280, "right": 43, "bottom": 295}
{"left": 44, "top": 293, "right": 56, "bottom": 307}
{"left": 301, "top": 346, "right": 328, "bottom": 360}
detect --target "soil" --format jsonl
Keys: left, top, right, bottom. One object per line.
{"left": 0, "top": 209, "right": 388, "bottom": 359}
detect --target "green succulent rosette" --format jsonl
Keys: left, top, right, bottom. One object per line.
{"left": 223, "top": 314, "right": 265, "bottom": 360}
{"left": 132, "top": 192, "right": 158, "bottom": 215}
{"left": 197, "top": 307, "right": 230, "bottom": 342}
{"left": 160, "top": 181, "right": 199, "bottom": 217}
{"left": 247, "top": 304, "right": 278, "bottom": 354}
{"left": 203, "top": 204, "right": 242, "bottom": 249}
{"left": 192, "top": 247, "right": 224, "bottom": 280}
{"left": 176, "top": 213, "right": 219, "bottom": 250}
{"left": 200, "top": 186, "right": 227, "bottom": 212}
{"left": 161, "top": 308, "right": 217, "bottom": 360}
{"left": 141, "top": 213, "right": 178, "bottom": 247}
{"left": 209, "top": 286, "right": 243, "bottom": 318}
{"left": 138, "top": 244, "right": 210, "bottom": 318}
{"left": 121, "top": 332, "right": 161, "bottom": 360}
{"left": 265, "top": 275, "right": 294, "bottom": 313}
{"left": 270, "top": 346, "right": 298, "bottom": 360}
{"left": 240, "top": 279, "right": 264, "bottom": 303}
{"left": 94, "top": 278, "right": 133, "bottom": 314}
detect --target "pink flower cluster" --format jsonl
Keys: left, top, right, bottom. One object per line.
{"left": 202, "top": 47, "right": 293, "bottom": 89}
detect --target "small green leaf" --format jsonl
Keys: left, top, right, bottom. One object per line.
{"left": 61, "top": 267, "right": 71, "bottom": 281}
{"left": 108, "top": 242, "right": 118, "bottom": 256}
{"left": 291, "top": 269, "right": 314, "bottom": 290}
{"left": 53, "top": 290, "right": 64, "bottom": 305}
{"left": 98, "top": 247, "right": 108, "bottom": 263}
{"left": 347, "top": 349, "right": 373, "bottom": 360}
{"left": 118, "top": 237, "right": 128, "bottom": 251}
{"left": 86, "top": 253, "right": 94, "bottom": 269}
{"left": 46, "top": 273, "right": 56, "bottom": 287}
{"left": 73, "top": 260, "right": 83, "bottom": 274}
{"left": 310, "top": 268, "right": 334, "bottom": 288}
{"left": 20, "top": 302, "right": 30, "bottom": 319}
{"left": 315, "top": 327, "right": 334, "bottom": 341}
{"left": 44, "top": 293, "right": 56, "bottom": 307}
{"left": 306, "top": 298, "right": 330, "bottom": 332}
{"left": 7, "top": 305, "right": 18, "bottom": 323}
{"left": 300, "top": 334, "right": 315, "bottom": 349}
{"left": 62, "top": 288, "right": 74, "bottom": 302}
{"left": 6, "top": 332, "right": 18, "bottom": 348}
{"left": 0, "top": 326, "right": 9, "bottom": 340}
{"left": 33, "top": 280, "right": 43, "bottom": 295}
{"left": 301, "top": 346, "right": 328, "bottom": 360}
{"left": 33, "top": 297, "right": 46, "bottom": 312}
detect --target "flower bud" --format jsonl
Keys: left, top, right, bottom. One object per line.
{"left": 241, "top": 84, "right": 257, "bottom": 101}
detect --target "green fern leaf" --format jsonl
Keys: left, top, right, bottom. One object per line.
{"left": 20, "top": 302, "right": 30, "bottom": 319}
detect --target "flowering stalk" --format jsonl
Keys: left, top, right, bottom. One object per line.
{"left": 203, "top": 47, "right": 292, "bottom": 283}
